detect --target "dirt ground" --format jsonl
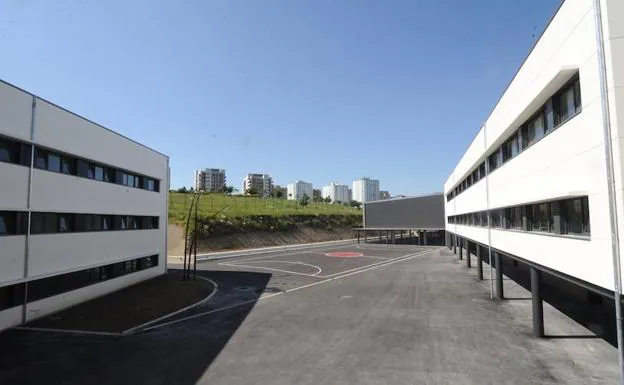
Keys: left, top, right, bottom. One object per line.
{"left": 167, "top": 224, "right": 354, "bottom": 255}
{"left": 25, "top": 272, "right": 215, "bottom": 333}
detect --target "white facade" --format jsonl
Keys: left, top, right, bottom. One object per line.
{"left": 242, "top": 173, "right": 273, "bottom": 197}
{"left": 194, "top": 168, "right": 226, "bottom": 192}
{"left": 0, "top": 80, "right": 168, "bottom": 332}
{"left": 287, "top": 181, "right": 313, "bottom": 201}
{"left": 444, "top": 0, "right": 624, "bottom": 292}
{"left": 322, "top": 183, "right": 351, "bottom": 203}
{"left": 352, "top": 178, "right": 380, "bottom": 203}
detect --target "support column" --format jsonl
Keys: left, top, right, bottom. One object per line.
{"left": 379, "top": 232, "right": 382, "bottom": 243}
{"left": 357, "top": 230, "right": 360, "bottom": 244}
{"left": 392, "top": 231, "right": 395, "bottom": 244}
{"left": 466, "top": 240, "right": 471, "bottom": 268}
{"left": 423, "top": 231, "right": 428, "bottom": 246}
{"left": 531, "top": 267, "right": 544, "bottom": 337}
{"left": 495, "top": 252, "right": 504, "bottom": 300}
{"left": 459, "top": 238, "right": 463, "bottom": 260}
{"left": 453, "top": 235, "right": 457, "bottom": 254}
{"left": 476, "top": 244, "right": 483, "bottom": 280}
{"left": 364, "top": 231, "right": 367, "bottom": 243}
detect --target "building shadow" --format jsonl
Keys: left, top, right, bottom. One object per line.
{"left": 0, "top": 270, "right": 272, "bottom": 385}
{"left": 544, "top": 335, "right": 599, "bottom": 340}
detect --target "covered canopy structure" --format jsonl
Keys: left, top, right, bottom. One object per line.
{"left": 354, "top": 193, "right": 446, "bottom": 245}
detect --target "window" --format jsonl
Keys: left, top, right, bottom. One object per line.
{"left": 103, "top": 167, "right": 114, "bottom": 182}
{"left": 58, "top": 214, "right": 74, "bottom": 233}
{"left": 0, "top": 283, "right": 25, "bottom": 311}
{"left": 480, "top": 211, "right": 488, "bottom": 227}
{"left": 34, "top": 148, "right": 47, "bottom": 169}
{"left": 532, "top": 203, "right": 550, "bottom": 232}
{"left": 0, "top": 212, "right": 17, "bottom": 235}
{"left": 544, "top": 100, "right": 555, "bottom": 133}
{"left": 94, "top": 165, "right": 104, "bottom": 181}
{"left": 557, "top": 84, "right": 576, "bottom": 124}
{"left": 488, "top": 150, "right": 500, "bottom": 172}
{"left": 491, "top": 209, "right": 501, "bottom": 228}
{"left": 0, "top": 138, "right": 19, "bottom": 163}
{"left": 31, "top": 213, "right": 58, "bottom": 234}
{"left": 48, "top": 153, "right": 61, "bottom": 173}
{"left": 77, "top": 160, "right": 90, "bottom": 178}
{"left": 128, "top": 216, "right": 139, "bottom": 230}
{"left": 479, "top": 162, "right": 486, "bottom": 178}
{"left": 61, "top": 156, "right": 75, "bottom": 174}
{"left": 510, "top": 206, "right": 522, "bottom": 229}
{"left": 562, "top": 197, "right": 590, "bottom": 235}
{"left": 114, "top": 216, "right": 127, "bottom": 230}
{"left": 127, "top": 174, "right": 135, "bottom": 187}
{"left": 523, "top": 113, "right": 544, "bottom": 148}
{"left": 102, "top": 215, "right": 113, "bottom": 230}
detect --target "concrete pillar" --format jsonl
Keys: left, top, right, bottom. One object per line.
{"left": 392, "top": 231, "right": 395, "bottom": 244}
{"left": 466, "top": 240, "right": 471, "bottom": 268}
{"left": 357, "top": 230, "right": 360, "bottom": 244}
{"left": 495, "top": 252, "right": 504, "bottom": 300}
{"left": 364, "top": 231, "right": 367, "bottom": 243}
{"left": 423, "top": 231, "right": 428, "bottom": 246}
{"left": 379, "top": 232, "right": 382, "bottom": 243}
{"left": 531, "top": 267, "right": 544, "bottom": 337}
{"left": 453, "top": 235, "right": 457, "bottom": 254}
{"left": 459, "top": 238, "right": 463, "bottom": 260}
{"left": 476, "top": 244, "right": 483, "bottom": 280}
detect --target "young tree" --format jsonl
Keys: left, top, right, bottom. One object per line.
{"left": 176, "top": 186, "right": 188, "bottom": 193}
{"left": 300, "top": 193, "right": 310, "bottom": 207}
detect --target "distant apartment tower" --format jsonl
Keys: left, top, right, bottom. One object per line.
{"left": 322, "top": 182, "right": 351, "bottom": 203}
{"left": 287, "top": 181, "right": 313, "bottom": 201}
{"left": 380, "top": 191, "right": 391, "bottom": 200}
{"left": 194, "top": 168, "right": 226, "bottom": 192}
{"left": 352, "top": 177, "right": 380, "bottom": 203}
{"left": 242, "top": 173, "right": 273, "bottom": 197}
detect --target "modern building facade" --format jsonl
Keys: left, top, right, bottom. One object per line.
{"left": 444, "top": 0, "right": 624, "bottom": 344}
{"left": 352, "top": 177, "right": 380, "bottom": 203}
{"left": 379, "top": 191, "right": 391, "bottom": 200}
{"left": 0, "top": 80, "right": 168, "bottom": 332}
{"left": 322, "top": 182, "right": 351, "bottom": 203}
{"left": 242, "top": 173, "right": 273, "bottom": 197}
{"left": 287, "top": 181, "right": 313, "bottom": 201}
{"left": 194, "top": 168, "right": 225, "bottom": 192}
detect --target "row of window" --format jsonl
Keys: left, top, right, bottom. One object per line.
{"left": 0, "top": 254, "right": 159, "bottom": 311}
{"left": 447, "top": 75, "right": 582, "bottom": 202}
{"left": 448, "top": 196, "right": 590, "bottom": 237}
{"left": 0, "top": 211, "right": 159, "bottom": 236}
{"left": 0, "top": 135, "right": 160, "bottom": 192}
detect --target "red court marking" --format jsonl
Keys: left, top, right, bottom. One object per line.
{"left": 325, "top": 252, "right": 364, "bottom": 258}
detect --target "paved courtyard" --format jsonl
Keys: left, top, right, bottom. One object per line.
{"left": 0, "top": 243, "right": 618, "bottom": 384}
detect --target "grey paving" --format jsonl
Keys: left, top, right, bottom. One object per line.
{"left": 0, "top": 245, "right": 618, "bottom": 385}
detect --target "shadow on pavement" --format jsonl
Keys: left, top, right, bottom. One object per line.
{"left": 0, "top": 270, "right": 271, "bottom": 385}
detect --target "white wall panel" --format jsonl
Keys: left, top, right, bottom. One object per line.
{"left": 490, "top": 229, "right": 613, "bottom": 290}
{"left": 0, "top": 164, "right": 30, "bottom": 210}
{"left": 451, "top": 179, "right": 487, "bottom": 215}
{"left": 453, "top": 225, "right": 489, "bottom": 246}
{"left": 34, "top": 99, "right": 167, "bottom": 180}
{"left": 0, "top": 82, "right": 32, "bottom": 141}
{"left": 28, "top": 230, "right": 163, "bottom": 278}
{"left": 30, "top": 169, "right": 165, "bottom": 216}
{"left": 0, "top": 236, "right": 26, "bottom": 282}
{"left": 25, "top": 267, "right": 161, "bottom": 322}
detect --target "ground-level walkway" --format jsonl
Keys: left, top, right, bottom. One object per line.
{"left": 0, "top": 244, "right": 618, "bottom": 384}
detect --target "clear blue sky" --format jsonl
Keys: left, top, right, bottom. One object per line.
{"left": 1, "top": 0, "right": 561, "bottom": 195}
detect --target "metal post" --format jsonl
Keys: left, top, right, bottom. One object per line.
{"left": 531, "top": 267, "right": 544, "bottom": 337}
{"left": 477, "top": 244, "right": 483, "bottom": 280}
{"left": 459, "top": 238, "right": 463, "bottom": 260}
{"left": 495, "top": 252, "right": 504, "bottom": 300}
{"left": 466, "top": 240, "right": 471, "bottom": 268}
{"left": 593, "top": 2, "right": 624, "bottom": 380}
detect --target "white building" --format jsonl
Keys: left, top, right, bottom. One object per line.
{"left": 444, "top": 0, "right": 623, "bottom": 342}
{"left": 322, "top": 182, "right": 351, "bottom": 203}
{"left": 242, "top": 173, "right": 273, "bottom": 197}
{"left": 287, "top": 181, "right": 313, "bottom": 201}
{"left": 194, "top": 168, "right": 226, "bottom": 192}
{"left": 352, "top": 177, "right": 380, "bottom": 203}
{"left": 0, "top": 80, "right": 168, "bottom": 332}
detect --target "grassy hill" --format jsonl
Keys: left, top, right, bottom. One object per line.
{"left": 169, "top": 192, "right": 361, "bottom": 224}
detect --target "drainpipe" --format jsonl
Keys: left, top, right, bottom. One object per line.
{"left": 593, "top": 0, "right": 624, "bottom": 382}
{"left": 483, "top": 122, "right": 494, "bottom": 299}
